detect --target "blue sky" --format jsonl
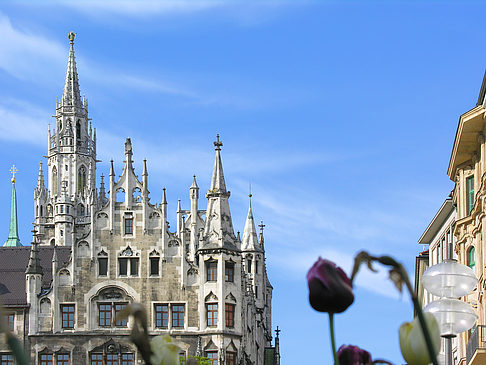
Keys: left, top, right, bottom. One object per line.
{"left": 1, "top": 0, "right": 485, "bottom": 363}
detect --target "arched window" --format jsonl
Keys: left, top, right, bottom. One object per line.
{"left": 40, "top": 205, "right": 43, "bottom": 216}
{"left": 132, "top": 187, "right": 141, "bottom": 202}
{"left": 77, "top": 203, "right": 85, "bottom": 216}
{"left": 52, "top": 167, "right": 58, "bottom": 196}
{"left": 36, "top": 205, "right": 39, "bottom": 217}
{"left": 78, "top": 166, "right": 86, "bottom": 195}
{"left": 468, "top": 246, "right": 476, "bottom": 271}
{"left": 76, "top": 120, "right": 81, "bottom": 139}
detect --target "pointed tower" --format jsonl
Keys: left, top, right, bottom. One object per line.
{"left": 241, "top": 194, "right": 261, "bottom": 252}
{"left": 34, "top": 162, "right": 48, "bottom": 231}
{"left": 5, "top": 165, "right": 22, "bottom": 247}
{"left": 202, "top": 135, "right": 237, "bottom": 249}
{"left": 40, "top": 32, "right": 97, "bottom": 246}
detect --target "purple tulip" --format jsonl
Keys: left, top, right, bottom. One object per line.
{"left": 307, "top": 257, "right": 354, "bottom": 313}
{"left": 337, "top": 345, "right": 372, "bottom": 365}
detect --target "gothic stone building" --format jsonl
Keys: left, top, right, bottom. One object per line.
{"left": 0, "top": 35, "right": 276, "bottom": 365}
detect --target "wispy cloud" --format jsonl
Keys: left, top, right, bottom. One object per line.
{"left": 0, "top": 99, "right": 49, "bottom": 147}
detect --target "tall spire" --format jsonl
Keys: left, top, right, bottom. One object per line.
{"left": 241, "top": 193, "right": 260, "bottom": 252}
{"left": 208, "top": 134, "right": 228, "bottom": 195}
{"left": 98, "top": 174, "right": 107, "bottom": 205}
{"left": 5, "top": 165, "right": 22, "bottom": 247}
{"left": 36, "top": 162, "right": 45, "bottom": 190}
{"left": 203, "top": 135, "right": 236, "bottom": 249}
{"left": 26, "top": 232, "right": 42, "bottom": 275}
{"left": 62, "top": 31, "right": 82, "bottom": 108}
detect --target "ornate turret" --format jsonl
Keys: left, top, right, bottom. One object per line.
{"left": 5, "top": 165, "right": 22, "bottom": 247}
{"left": 62, "top": 32, "right": 82, "bottom": 108}
{"left": 241, "top": 194, "right": 261, "bottom": 252}
{"left": 202, "top": 135, "right": 237, "bottom": 250}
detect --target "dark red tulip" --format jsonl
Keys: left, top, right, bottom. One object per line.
{"left": 337, "top": 345, "right": 372, "bottom": 365}
{"left": 307, "top": 257, "right": 354, "bottom": 313}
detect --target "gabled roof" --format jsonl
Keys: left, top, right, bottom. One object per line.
{"left": 418, "top": 199, "right": 455, "bottom": 244}
{"left": 0, "top": 246, "right": 70, "bottom": 307}
{"left": 476, "top": 70, "right": 486, "bottom": 107}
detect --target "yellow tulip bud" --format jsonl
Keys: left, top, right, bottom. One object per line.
{"left": 150, "top": 335, "right": 181, "bottom": 365}
{"left": 399, "top": 313, "right": 440, "bottom": 365}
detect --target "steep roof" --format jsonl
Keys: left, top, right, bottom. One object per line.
{"left": 0, "top": 246, "right": 71, "bottom": 307}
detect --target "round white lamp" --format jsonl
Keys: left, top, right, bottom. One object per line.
{"left": 422, "top": 259, "right": 478, "bottom": 365}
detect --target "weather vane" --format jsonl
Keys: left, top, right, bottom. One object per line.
{"left": 9, "top": 164, "right": 18, "bottom": 184}
{"left": 214, "top": 134, "right": 223, "bottom": 151}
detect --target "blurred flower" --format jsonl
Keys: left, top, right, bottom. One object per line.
{"left": 337, "top": 345, "right": 372, "bottom": 365}
{"left": 150, "top": 335, "right": 181, "bottom": 365}
{"left": 307, "top": 257, "right": 354, "bottom": 313}
{"left": 399, "top": 313, "right": 440, "bottom": 365}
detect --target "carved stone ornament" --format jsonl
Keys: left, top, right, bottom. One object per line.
{"left": 120, "top": 246, "right": 133, "bottom": 256}
{"left": 102, "top": 288, "right": 123, "bottom": 300}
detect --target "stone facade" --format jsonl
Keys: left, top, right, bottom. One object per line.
{"left": 0, "top": 35, "right": 275, "bottom": 365}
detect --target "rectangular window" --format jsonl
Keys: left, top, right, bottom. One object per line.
{"left": 247, "top": 259, "right": 252, "bottom": 273}
{"left": 61, "top": 304, "right": 74, "bottom": 329}
{"left": 206, "top": 352, "right": 218, "bottom": 365}
{"left": 99, "top": 303, "right": 112, "bottom": 327}
{"left": 40, "top": 354, "right": 53, "bottom": 365}
{"left": 107, "top": 354, "right": 118, "bottom": 365}
{"left": 150, "top": 257, "right": 160, "bottom": 276}
{"left": 207, "top": 303, "right": 218, "bottom": 327}
{"left": 155, "top": 304, "right": 169, "bottom": 328}
{"left": 226, "top": 352, "right": 236, "bottom": 365}
{"left": 98, "top": 257, "right": 108, "bottom": 276}
{"left": 121, "top": 353, "right": 134, "bottom": 365}
{"left": 130, "top": 258, "right": 139, "bottom": 276}
{"left": 60, "top": 205, "right": 64, "bottom": 214}
{"left": 115, "top": 303, "right": 128, "bottom": 327}
{"left": 119, "top": 258, "right": 128, "bottom": 276}
{"left": 206, "top": 261, "right": 217, "bottom": 282}
{"left": 0, "top": 355, "right": 13, "bottom": 365}
{"left": 225, "top": 262, "right": 234, "bottom": 282}
{"left": 125, "top": 218, "right": 133, "bottom": 235}
{"left": 255, "top": 261, "right": 259, "bottom": 274}
{"left": 225, "top": 303, "right": 235, "bottom": 328}
{"left": 4, "top": 314, "right": 14, "bottom": 332}
{"left": 255, "top": 286, "right": 258, "bottom": 299}
{"left": 172, "top": 304, "right": 184, "bottom": 328}
{"left": 57, "top": 354, "right": 70, "bottom": 365}
{"left": 91, "top": 354, "right": 103, "bottom": 365}
{"left": 467, "top": 176, "right": 475, "bottom": 215}
{"left": 179, "top": 352, "right": 186, "bottom": 365}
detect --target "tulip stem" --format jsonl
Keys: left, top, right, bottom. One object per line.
{"left": 329, "top": 313, "right": 340, "bottom": 365}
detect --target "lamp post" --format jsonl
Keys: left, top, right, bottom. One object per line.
{"left": 422, "top": 259, "right": 478, "bottom": 365}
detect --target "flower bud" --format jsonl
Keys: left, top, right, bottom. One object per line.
{"left": 337, "top": 344, "right": 372, "bottom": 365}
{"left": 399, "top": 313, "right": 440, "bottom": 365}
{"left": 307, "top": 257, "right": 354, "bottom": 313}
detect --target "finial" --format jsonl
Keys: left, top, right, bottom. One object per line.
{"left": 259, "top": 220, "right": 265, "bottom": 234}
{"left": 275, "top": 326, "right": 281, "bottom": 338}
{"left": 214, "top": 134, "right": 223, "bottom": 151}
{"left": 9, "top": 164, "right": 18, "bottom": 184}
{"left": 68, "top": 31, "right": 76, "bottom": 46}
{"left": 249, "top": 182, "right": 252, "bottom": 199}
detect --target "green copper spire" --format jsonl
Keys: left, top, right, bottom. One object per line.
{"left": 4, "top": 165, "right": 22, "bottom": 247}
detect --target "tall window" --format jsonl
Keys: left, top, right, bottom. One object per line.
{"left": 207, "top": 304, "right": 218, "bottom": 327}
{"left": 0, "top": 355, "right": 13, "bottom": 365}
{"left": 4, "top": 314, "right": 14, "bottom": 332}
{"left": 155, "top": 304, "right": 169, "bottom": 328}
{"left": 125, "top": 218, "right": 133, "bottom": 235}
{"left": 226, "top": 352, "right": 236, "bottom": 365}
{"left": 225, "top": 304, "right": 235, "bottom": 328}
{"left": 468, "top": 246, "right": 476, "bottom": 271}
{"left": 99, "top": 303, "right": 127, "bottom": 328}
{"left": 179, "top": 352, "right": 186, "bottom": 365}
{"left": 78, "top": 166, "right": 87, "bottom": 195}
{"left": 76, "top": 121, "right": 81, "bottom": 138}
{"left": 40, "top": 354, "right": 52, "bottom": 365}
{"left": 91, "top": 354, "right": 103, "bottom": 365}
{"left": 52, "top": 167, "right": 58, "bottom": 196}
{"left": 61, "top": 304, "right": 74, "bottom": 329}
{"left": 206, "top": 352, "right": 217, "bottom": 365}
{"left": 57, "top": 354, "right": 69, "bottom": 365}
{"left": 172, "top": 304, "right": 184, "bottom": 328}
{"left": 107, "top": 354, "right": 118, "bottom": 365}
{"left": 150, "top": 257, "right": 160, "bottom": 276}
{"left": 225, "top": 262, "right": 234, "bottom": 282}
{"left": 121, "top": 353, "right": 134, "bottom": 365}
{"left": 206, "top": 261, "right": 217, "bottom": 282}
{"left": 247, "top": 259, "right": 252, "bottom": 273}
{"left": 467, "top": 176, "right": 475, "bottom": 215}
{"left": 98, "top": 257, "right": 108, "bottom": 276}
{"left": 119, "top": 258, "right": 138, "bottom": 276}
{"left": 99, "top": 303, "right": 112, "bottom": 327}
